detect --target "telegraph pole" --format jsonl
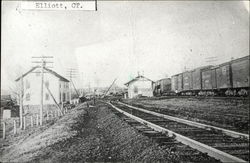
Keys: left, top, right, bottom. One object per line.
{"left": 40, "top": 60, "right": 44, "bottom": 125}
{"left": 19, "top": 74, "right": 24, "bottom": 129}
{"left": 67, "top": 68, "right": 78, "bottom": 103}
{"left": 102, "top": 78, "right": 117, "bottom": 98}
{"left": 32, "top": 56, "right": 53, "bottom": 125}
{"left": 88, "top": 82, "right": 91, "bottom": 94}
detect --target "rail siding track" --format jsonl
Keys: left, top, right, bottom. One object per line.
{"left": 107, "top": 101, "right": 247, "bottom": 163}
{"left": 140, "top": 96, "right": 249, "bottom": 101}
{"left": 118, "top": 101, "right": 249, "bottom": 140}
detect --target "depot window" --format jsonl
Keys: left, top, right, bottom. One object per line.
{"left": 45, "top": 81, "right": 49, "bottom": 88}
{"left": 26, "top": 93, "right": 30, "bottom": 101}
{"left": 45, "top": 93, "right": 50, "bottom": 100}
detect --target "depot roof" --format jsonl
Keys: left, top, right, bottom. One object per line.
{"left": 124, "top": 75, "right": 154, "bottom": 86}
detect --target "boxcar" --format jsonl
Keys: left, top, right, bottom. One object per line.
{"left": 215, "top": 62, "right": 232, "bottom": 89}
{"left": 171, "top": 75, "right": 178, "bottom": 92}
{"left": 153, "top": 78, "right": 171, "bottom": 96}
{"left": 191, "top": 68, "right": 202, "bottom": 90}
{"left": 153, "top": 81, "right": 160, "bottom": 96}
{"left": 160, "top": 78, "right": 171, "bottom": 94}
{"left": 192, "top": 66, "right": 213, "bottom": 91}
{"left": 231, "top": 56, "right": 249, "bottom": 89}
{"left": 211, "top": 68, "right": 217, "bottom": 90}
{"left": 183, "top": 71, "right": 192, "bottom": 91}
{"left": 152, "top": 82, "right": 156, "bottom": 95}
{"left": 177, "top": 73, "right": 183, "bottom": 92}
{"left": 201, "top": 67, "right": 217, "bottom": 90}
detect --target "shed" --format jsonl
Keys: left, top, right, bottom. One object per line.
{"left": 124, "top": 75, "right": 154, "bottom": 98}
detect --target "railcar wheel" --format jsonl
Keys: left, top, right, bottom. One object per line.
{"left": 238, "top": 89, "right": 248, "bottom": 96}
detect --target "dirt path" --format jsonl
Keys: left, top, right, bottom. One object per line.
{"left": 0, "top": 102, "right": 180, "bottom": 162}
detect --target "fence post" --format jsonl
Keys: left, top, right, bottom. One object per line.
{"left": 46, "top": 110, "right": 49, "bottom": 121}
{"left": 13, "top": 120, "right": 17, "bottom": 135}
{"left": 23, "top": 116, "right": 26, "bottom": 130}
{"left": 61, "top": 103, "right": 64, "bottom": 115}
{"left": 2, "top": 122, "right": 6, "bottom": 139}
{"left": 36, "top": 114, "right": 39, "bottom": 126}
{"left": 66, "top": 107, "right": 68, "bottom": 113}
{"left": 31, "top": 116, "right": 33, "bottom": 127}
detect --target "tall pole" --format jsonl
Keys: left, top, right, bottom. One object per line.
{"left": 93, "top": 88, "right": 96, "bottom": 105}
{"left": 67, "top": 68, "right": 78, "bottom": 103}
{"left": 40, "top": 60, "right": 45, "bottom": 125}
{"left": 102, "top": 78, "right": 117, "bottom": 98}
{"left": 60, "top": 82, "right": 63, "bottom": 106}
{"left": 71, "top": 79, "right": 80, "bottom": 97}
{"left": 69, "top": 73, "right": 72, "bottom": 103}
{"left": 19, "top": 74, "right": 23, "bottom": 129}
{"left": 88, "top": 82, "right": 91, "bottom": 93}
{"left": 31, "top": 56, "right": 53, "bottom": 125}
{"left": 81, "top": 72, "right": 84, "bottom": 96}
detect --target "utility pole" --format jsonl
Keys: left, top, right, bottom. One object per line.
{"left": 40, "top": 60, "right": 44, "bottom": 125}
{"left": 71, "top": 79, "right": 80, "bottom": 97}
{"left": 183, "top": 66, "right": 189, "bottom": 72}
{"left": 93, "top": 88, "right": 96, "bottom": 105}
{"left": 81, "top": 72, "right": 84, "bottom": 96}
{"left": 102, "top": 78, "right": 117, "bottom": 98}
{"left": 67, "top": 68, "right": 78, "bottom": 103}
{"left": 19, "top": 74, "right": 24, "bottom": 129}
{"left": 88, "top": 82, "right": 91, "bottom": 94}
{"left": 32, "top": 56, "right": 53, "bottom": 125}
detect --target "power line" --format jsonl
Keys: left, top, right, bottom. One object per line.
{"left": 205, "top": 56, "right": 218, "bottom": 66}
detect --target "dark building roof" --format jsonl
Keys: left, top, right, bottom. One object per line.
{"left": 15, "top": 66, "right": 70, "bottom": 82}
{"left": 124, "top": 75, "right": 154, "bottom": 86}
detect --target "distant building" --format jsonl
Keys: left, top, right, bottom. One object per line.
{"left": 124, "top": 75, "right": 154, "bottom": 98}
{"left": 1, "top": 95, "right": 18, "bottom": 119}
{"left": 15, "top": 66, "right": 70, "bottom": 115}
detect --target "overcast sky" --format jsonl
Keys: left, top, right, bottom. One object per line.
{"left": 1, "top": 1, "right": 249, "bottom": 91}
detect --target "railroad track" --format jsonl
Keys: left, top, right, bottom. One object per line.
{"left": 106, "top": 100, "right": 249, "bottom": 163}
{"left": 134, "top": 95, "right": 249, "bottom": 101}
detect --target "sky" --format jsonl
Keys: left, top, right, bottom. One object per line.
{"left": 1, "top": 1, "right": 249, "bottom": 92}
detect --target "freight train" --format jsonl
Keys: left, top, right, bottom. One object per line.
{"left": 153, "top": 55, "right": 249, "bottom": 96}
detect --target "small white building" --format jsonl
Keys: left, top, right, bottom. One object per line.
{"left": 124, "top": 75, "right": 154, "bottom": 98}
{"left": 15, "top": 66, "right": 70, "bottom": 115}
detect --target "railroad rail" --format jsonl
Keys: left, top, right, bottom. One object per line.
{"left": 129, "top": 95, "right": 249, "bottom": 101}
{"left": 107, "top": 100, "right": 249, "bottom": 163}
{"left": 118, "top": 101, "right": 249, "bottom": 140}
